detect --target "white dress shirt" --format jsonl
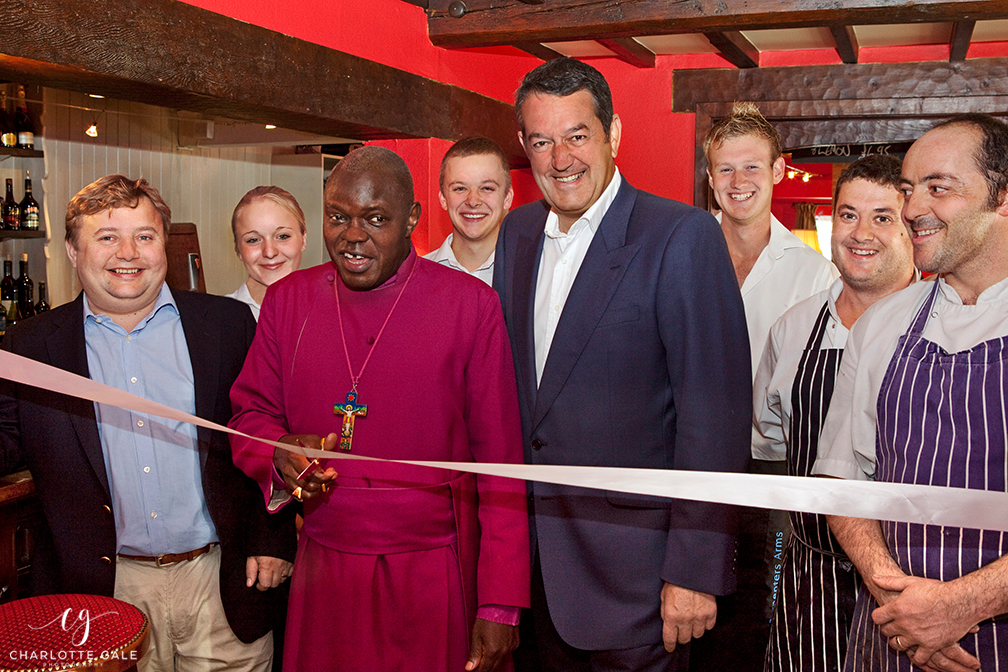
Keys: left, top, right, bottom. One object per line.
{"left": 752, "top": 278, "right": 847, "bottom": 461}
{"left": 814, "top": 275, "right": 1008, "bottom": 481}
{"left": 423, "top": 233, "right": 495, "bottom": 286}
{"left": 718, "top": 213, "right": 840, "bottom": 380}
{"left": 534, "top": 170, "right": 622, "bottom": 385}
{"left": 226, "top": 282, "right": 260, "bottom": 322}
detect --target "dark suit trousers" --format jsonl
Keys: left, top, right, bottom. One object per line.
{"left": 515, "top": 551, "right": 689, "bottom": 672}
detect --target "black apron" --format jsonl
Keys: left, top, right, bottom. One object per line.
{"left": 766, "top": 301, "right": 862, "bottom": 672}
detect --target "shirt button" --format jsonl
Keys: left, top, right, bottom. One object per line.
{"left": 144, "top": 466, "right": 150, "bottom": 474}
{"left": 137, "top": 420, "right": 144, "bottom": 428}
{"left": 150, "top": 511, "right": 157, "bottom": 519}
{"left": 95, "top": 318, "right": 103, "bottom": 324}
{"left": 126, "top": 335, "right": 132, "bottom": 342}
{"left": 561, "top": 258, "right": 568, "bottom": 265}
{"left": 931, "top": 311, "right": 939, "bottom": 318}
{"left": 130, "top": 377, "right": 137, "bottom": 384}
{"left": 554, "top": 304, "right": 560, "bottom": 312}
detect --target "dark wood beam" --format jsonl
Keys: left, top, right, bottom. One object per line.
{"left": 672, "top": 58, "right": 1008, "bottom": 112}
{"left": 704, "top": 32, "right": 759, "bottom": 69}
{"left": 0, "top": 0, "right": 528, "bottom": 166}
{"left": 597, "top": 38, "right": 656, "bottom": 68}
{"left": 949, "top": 21, "right": 976, "bottom": 62}
{"left": 427, "top": 0, "right": 1008, "bottom": 48}
{"left": 830, "top": 25, "right": 860, "bottom": 64}
{"left": 513, "top": 42, "right": 567, "bottom": 61}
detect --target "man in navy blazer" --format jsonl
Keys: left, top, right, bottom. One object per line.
{"left": 494, "top": 58, "right": 751, "bottom": 670}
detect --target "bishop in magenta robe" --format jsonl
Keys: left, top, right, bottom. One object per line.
{"left": 229, "top": 146, "right": 529, "bottom": 672}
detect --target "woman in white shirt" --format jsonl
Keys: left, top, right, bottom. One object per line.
{"left": 226, "top": 186, "right": 306, "bottom": 321}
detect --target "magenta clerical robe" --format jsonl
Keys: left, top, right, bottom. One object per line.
{"left": 229, "top": 249, "right": 530, "bottom": 671}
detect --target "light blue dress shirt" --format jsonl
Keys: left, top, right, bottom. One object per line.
{"left": 84, "top": 284, "right": 217, "bottom": 556}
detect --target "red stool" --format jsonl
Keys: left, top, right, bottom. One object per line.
{"left": 0, "top": 594, "right": 149, "bottom": 672}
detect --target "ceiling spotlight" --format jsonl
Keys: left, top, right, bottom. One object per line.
{"left": 85, "top": 123, "right": 98, "bottom": 137}
{"left": 265, "top": 124, "right": 276, "bottom": 130}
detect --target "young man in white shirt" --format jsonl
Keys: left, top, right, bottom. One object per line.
{"left": 425, "top": 137, "right": 513, "bottom": 285}
{"left": 693, "top": 101, "right": 838, "bottom": 672}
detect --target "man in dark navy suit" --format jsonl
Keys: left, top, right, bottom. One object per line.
{"left": 494, "top": 58, "right": 752, "bottom": 671}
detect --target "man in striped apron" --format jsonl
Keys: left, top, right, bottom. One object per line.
{"left": 755, "top": 154, "right": 915, "bottom": 672}
{"left": 815, "top": 113, "right": 1008, "bottom": 672}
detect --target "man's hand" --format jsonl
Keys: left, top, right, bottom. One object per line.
{"left": 465, "top": 618, "right": 518, "bottom": 672}
{"left": 273, "top": 433, "right": 339, "bottom": 501}
{"left": 245, "top": 556, "right": 293, "bottom": 591}
{"left": 660, "top": 583, "right": 716, "bottom": 652}
{"left": 872, "top": 574, "right": 981, "bottom": 672}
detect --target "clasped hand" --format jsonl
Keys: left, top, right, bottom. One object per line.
{"left": 273, "top": 433, "right": 339, "bottom": 502}
{"left": 872, "top": 573, "right": 981, "bottom": 672}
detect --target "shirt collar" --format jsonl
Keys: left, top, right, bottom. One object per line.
{"left": 84, "top": 282, "right": 178, "bottom": 332}
{"left": 937, "top": 273, "right": 1008, "bottom": 305}
{"left": 544, "top": 168, "right": 622, "bottom": 240}
{"left": 767, "top": 215, "right": 808, "bottom": 259}
{"left": 430, "top": 233, "right": 495, "bottom": 273}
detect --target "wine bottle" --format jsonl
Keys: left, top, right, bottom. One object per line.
{"left": 3, "top": 179, "right": 19, "bottom": 231}
{"left": 1, "top": 258, "right": 18, "bottom": 329}
{"left": 14, "top": 85, "right": 34, "bottom": 150}
{"left": 0, "top": 92, "right": 15, "bottom": 148}
{"left": 35, "top": 281, "right": 49, "bottom": 313}
{"left": 0, "top": 300, "right": 7, "bottom": 343}
{"left": 17, "top": 253, "right": 33, "bottom": 319}
{"left": 19, "top": 171, "right": 39, "bottom": 230}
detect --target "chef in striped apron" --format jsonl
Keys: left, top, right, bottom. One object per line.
{"left": 754, "top": 155, "right": 915, "bottom": 672}
{"left": 815, "top": 114, "right": 1008, "bottom": 672}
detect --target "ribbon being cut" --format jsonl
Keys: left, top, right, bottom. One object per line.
{"left": 2, "top": 347, "right": 1006, "bottom": 532}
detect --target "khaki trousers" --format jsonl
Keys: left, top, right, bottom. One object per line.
{"left": 114, "top": 546, "right": 272, "bottom": 672}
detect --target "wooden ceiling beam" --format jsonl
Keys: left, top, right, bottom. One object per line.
{"left": 0, "top": 0, "right": 527, "bottom": 165}
{"left": 672, "top": 58, "right": 1008, "bottom": 113}
{"left": 427, "top": 0, "right": 1007, "bottom": 48}
{"left": 704, "top": 32, "right": 759, "bottom": 69}
{"left": 596, "top": 38, "right": 656, "bottom": 68}
{"left": 513, "top": 42, "right": 567, "bottom": 61}
{"left": 949, "top": 21, "right": 976, "bottom": 62}
{"left": 830, "top": 25, "right": 860, "bottom": 64}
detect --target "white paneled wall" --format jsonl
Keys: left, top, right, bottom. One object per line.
{"left": 40, "top": 89, "right": 322, "bottom": 308}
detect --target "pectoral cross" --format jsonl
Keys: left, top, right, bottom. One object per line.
{"left": 334, "top": 391, "right": 367, "bottom": 451}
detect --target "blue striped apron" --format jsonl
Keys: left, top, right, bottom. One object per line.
{"left": 846, "top": 281, "right": 1008, "bottom": 671}
{"left": 766, "top": 301, "right": 861, "bottom": 672}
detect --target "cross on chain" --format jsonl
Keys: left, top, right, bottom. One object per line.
{"left": 334, "top": 390, "right": 368, "bottom": 451}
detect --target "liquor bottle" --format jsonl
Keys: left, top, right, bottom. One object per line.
{"left": 19, "top": 171, "right": 39, "bottom": 230}
{"left": 17, "top": 253, "right": 33, "bottom": 319}
{"left": 0, "top": 92, "right": 15, "bottom": 148}
{"left": 14, "top": 85, "right": 34, "bottom": 150}
{"left": 1, "top": 258, "right": 18, "bottom": 329}
{"left": 3, "top": 179, "right": 19, "bottom": 231}
{"left": 0, "top": 300, "right": 7, "bottom": 343}
{"left": 34, "top": 282, "right": 49, "bottom": 313}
